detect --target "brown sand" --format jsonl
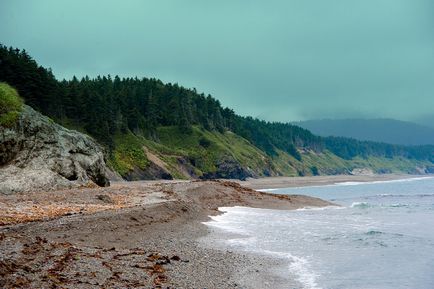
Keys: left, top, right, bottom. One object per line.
{"left": 0, "top": 180, "right": 332, "bottom": 288}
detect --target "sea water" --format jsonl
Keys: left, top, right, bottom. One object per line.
{"left": 204, "top": 177, "right": 434, "bottom": 289}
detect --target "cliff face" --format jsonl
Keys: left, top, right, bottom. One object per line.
{"left": 0, "top": 105, "right": 110, "bottom": 194}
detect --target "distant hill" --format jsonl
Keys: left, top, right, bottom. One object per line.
{"left": 415, "top": 115, "right": 434, "bottom": 129}
{"left": 295, "top": 119, "right": 434, "bottom": 146}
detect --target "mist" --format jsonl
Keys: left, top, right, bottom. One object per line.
{"left": 1, "top": 0, "right": 434, "bottom": 122}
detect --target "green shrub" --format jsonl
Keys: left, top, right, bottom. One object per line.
{"left": 108, "top": 132, "right": 149, "bottom": 176}
{"left": 199, "top": 137, "right": 211, "bottom": 148}
{"left": 0, "top": 83, "right": 23, "bottom": 127}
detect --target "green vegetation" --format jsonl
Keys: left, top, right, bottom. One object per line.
{"left": 0, "top": 82, "right": 23, "bottom": 127}
{"left": 105, "top": 126, "right": 274, "bottom": 179}
{"left": 156, "top": 126, "right": 271, "bottom": 176}
{"left": 1, "top": 44, "right": 433, "bottom": 179}
{"left": 108, "top": 133, "right": 149, "bottom": 176}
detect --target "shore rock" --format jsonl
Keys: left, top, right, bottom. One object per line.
{"left": 0, "top": 105, "right": 110, "bottom": 194}
{"left": 201, "top": 158, "right": 253, "bottom": 181}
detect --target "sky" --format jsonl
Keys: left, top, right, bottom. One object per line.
{"left": 1, "top": 0, "right": 434, "bottom": 123}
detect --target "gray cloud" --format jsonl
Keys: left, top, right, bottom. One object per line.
{"left": 1, "top": 0, "right": 433, "bottom": 122}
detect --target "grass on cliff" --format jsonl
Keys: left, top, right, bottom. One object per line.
{"left": 108, "top": 133, "right": 150, "bottom": 177}
{"left": 107, "top": 126, "right": 431, "bottom": 179}
{"left": 107, "top": 126, "right": 274, "bottom": 179}
{"left": 0, "top": 82, "right": 23, "bottom": 127}
{"left": 155, "top": 126, "right": 271, "bottom": 177}
{"left": 271, "top": 148, "right": 430, "bottom": 177}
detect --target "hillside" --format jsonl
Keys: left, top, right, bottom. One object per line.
{"left": 296, "top": 119, "right": 434, "bottom": 146}
{"left": 1, "top": 44, "right": 434, "bottom": 180}
{"left": 415, "top": 115, "right": 434, "bottom": 129}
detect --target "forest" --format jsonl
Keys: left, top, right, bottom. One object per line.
{"left": 1, "top": 44, "right": 433, "bottom": 163}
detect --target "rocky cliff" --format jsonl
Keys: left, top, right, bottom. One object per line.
{"left": 0, "top": 105, "right": 111, "bottom": 194}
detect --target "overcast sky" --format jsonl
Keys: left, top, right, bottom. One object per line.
{"left": 1, "top": 0, "right": 434, "bottom": 122}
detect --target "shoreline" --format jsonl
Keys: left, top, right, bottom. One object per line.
{"left": 1, "top": 174, "right": 428, "bottom": 288}
{"left": 0, "top": 180, "right": 331, "bottom": 288}
{"left": 237, "top": 173, "right": 430, "bottom": 190}
{"left": 199, "top": 224, "right": 304, "bottom": 288}
{"left": 201, "top": 207, "right": 312, "bottom": 288}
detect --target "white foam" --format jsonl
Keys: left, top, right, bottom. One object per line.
{"left": 334, "top": 176, "right": 434, "bottom": 187}
{"left": 261, "top": 250, "right": 322, "bottom": 289}
{"left": 257, "top": 176, "right": 434, "bottom": 194}
{"left": 334, "top": 181, "right": 365, "bottom": 186}
{"left": 204, "top": 207, "right": 323, "bottom": 289}
{"left": 296, "top": 205, "right": 343, "bottom": 211}
{"left": 258, "top": 188, "right": 279, "bottom": 192}
{"left": 350, "top": 201, "right": 371, "bottom": 208}
{"left": 288, "top": 255, "right": 322, "bottom": 289}
{"left": 203, "top": 180, "right": 434, "bottom": 289}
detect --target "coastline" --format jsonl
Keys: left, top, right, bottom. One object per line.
{"left": 237, "top": 173, "right": 429, "bottom": 190}
{"left": 1, "top": 174, "right": 426, "bottom": 288}
{"left": 199, "top": 225, "right": 304, "bottom": 289}
{"left": 0, "top": 180, "right": 331, "bottom": 288}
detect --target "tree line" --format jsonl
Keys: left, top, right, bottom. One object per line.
{"left": 1, "top": 44, "right": 433, "bottom": 162}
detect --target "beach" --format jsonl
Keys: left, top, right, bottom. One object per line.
{"left": 0, "top": 179, "right": 331, "bottom": 288}
{"left": 0, "top": 174, "right": 427, "bottom": 288}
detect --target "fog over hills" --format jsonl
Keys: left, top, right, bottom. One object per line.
{"left": 295, "top": 119, "right": 434, "bottom": 146}
{"left": 414, "top": 115, "right": 434, "bottom": 129}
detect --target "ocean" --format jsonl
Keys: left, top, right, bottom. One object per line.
{"left": 204, "top": 176, "right": 434, "bottom": 289}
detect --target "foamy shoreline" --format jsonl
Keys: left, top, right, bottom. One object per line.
{"left": 0, "top": 180, "right": 331, "bottom": 288}
{"left": 3, "top": 175, "right": 430, "bottom": 287}
{"left": 213, "top": 175, "right": 434, "bottom": 289}
{"left": 238, "top": 173, "right": 432, "bottom": 190}
{"left": 257, "top": 175, "right": 434, "bottom": 192}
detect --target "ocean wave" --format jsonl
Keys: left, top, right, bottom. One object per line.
{"left": 350, "top": 202, "right": 371, "bottom": 209}
{"left": 350, "top": 201, "right": 414, "bottom": 209}
{"left": 335, "top": 176, "right": 434, "bottom": 187}
{"left": 261, "top": 250, "right": 322, "bottom": 289}
{"left": 377, "top": 193, "right": 434, "bottom": 198}
{"left": 266, "top": 176, "right": 434, "bottom": 192}
{"left": 390, "top": 193, "right": 434, "bottom": 198}
{"left": 296, "top": 205, "right": 343, "bottom": 211}
{"left": 377, "top": 193, "right": 393, "bottom": 197}
{"left": 388, "top": 203, "right": 410, "bottom": 208}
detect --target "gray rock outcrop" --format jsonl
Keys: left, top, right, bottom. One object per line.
{"left": 201, "top": 158, "right": 254, "bottom": 181}
{"left": 0, "top": 105, "right": 110, "bottom": 194}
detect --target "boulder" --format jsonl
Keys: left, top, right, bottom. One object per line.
{"left": 0, "top": 105, "right": 110, "bottom": 194}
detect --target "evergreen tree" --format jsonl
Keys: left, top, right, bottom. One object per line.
{"left": 0, "top": 43, "right": 433, "bottom": 162}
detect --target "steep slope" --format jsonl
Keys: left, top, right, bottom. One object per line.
{"left": 0, "top": 84, "right": 111, "bottom": 193}
{"left": 109, "top": 126, "right": 278, "bottom": 181}
{"left": 296, "top": 119, "right": 434, "bottom": 145}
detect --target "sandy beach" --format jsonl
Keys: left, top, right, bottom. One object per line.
{"left": 0, "top": 179, "right": 332, "bottom": 288}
